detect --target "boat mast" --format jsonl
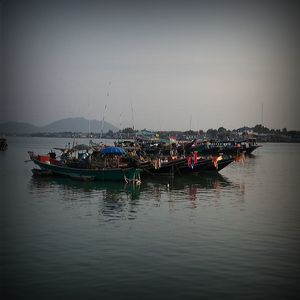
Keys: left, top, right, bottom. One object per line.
{"left": 261, "top": 103, "right": 264, "bottom": 126}
{"left": 131, "top": 102, "right": 135, "bottom": 131}
{"left": 87, "top": 93, "right": 91, "bottom": 139}
{"left": 100, "top": 82, "right": 111, "bottom": 142}
{"left": 131, "top": 102, "right": 136, "bottom": 140}
{"left": 119, "top": 112, "right": 123, "bottom": 142}
{"left": 100, "top": 103, "right": 107, "bottom": 142}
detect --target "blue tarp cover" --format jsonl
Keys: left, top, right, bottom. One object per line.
{"left": 100, "top": 146, "right": 126, "bottom": 155}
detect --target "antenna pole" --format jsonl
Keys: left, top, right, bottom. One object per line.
{"left": 100, "top": 82, "right": 111, "bottom": 142}
{"left": 261, "top": 103, "right": 264, "bottom": 126}
{"left": 131, "top": 102, "right": 135, "bottom": 131}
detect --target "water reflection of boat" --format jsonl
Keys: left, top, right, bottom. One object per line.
{"left": 143, "top": 172, "right": 233, "bottom": 190}
{"left": 30, "top": 171, "right": 241, "bottom": 197}
{"left": 29, "top": 171, "right": 245, "bottom": 220}
{"left": 29, "top": 176, "right": 141, "bottom": 221}
{"left": 140, "top": 173, "right": 245, "bottom": 210}
{"left": 29, "top": 176, "right": 139, "bottom": 195}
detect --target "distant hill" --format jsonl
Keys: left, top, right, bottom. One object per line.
{"left": 0, "top": 118, "right": 118, "bottom": 135}
{"left": 40, "top": 118, "right": 118, "bottom": 133}
{"left": 0, "top": 121, "right": 39, "bottom": 135}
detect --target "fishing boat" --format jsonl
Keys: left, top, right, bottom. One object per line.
{"left": 28, "top": 146, "right": 141, "bottom": 183}
{"left": 117, "top": 137, "right": 234, "bottom": 177}
{"left": 0, "top": 138, "right": 8, "bottom": 151}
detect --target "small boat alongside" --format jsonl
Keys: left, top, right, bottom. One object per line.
{"left": 0, "top": 138, "right": 8, "bottom": 151}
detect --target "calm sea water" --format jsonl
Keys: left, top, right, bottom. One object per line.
{"left": 1, "top": 137, "right": 300, "bottom": 299}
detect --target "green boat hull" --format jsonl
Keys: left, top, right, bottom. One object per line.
{"left": 32, "top": 159, "right": 141, "bottom": 182}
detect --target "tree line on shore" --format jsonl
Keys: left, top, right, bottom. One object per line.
{"left": 26, "top": 124, "right": 300, "bottom": 142}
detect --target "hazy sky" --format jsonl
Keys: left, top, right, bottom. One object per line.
{"left": 1, "top": 0, "right": 300, "bottom": 130}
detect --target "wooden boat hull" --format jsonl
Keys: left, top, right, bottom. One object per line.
{"left": 140, "top": 158, "right": 187, "bottom": 176}
{"left": 194, "top": 146, "right": 220, "bottom": 156}
{"left": 179, "top": 157, "right": 234, "bottom": 173}
{"left": 219, "top": 147, "right": 241, "bottom": 156}
{"left": 178, "top": 158, "right": 213, "bottom": 174}
{"left": 31, "top": 158, "right": 141, "bottom": 182}
{"left": 140, "top": 157, "right": 234, "bottom": 176}
{"left": 243, "top": 145, "right": 261, "bottom": 154}
{"left": 204, "top": 157, "right": 234, "bottom": 172}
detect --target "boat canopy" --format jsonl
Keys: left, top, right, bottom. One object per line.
{"left": 100, "top": 146, "right": 126, "bottom": 155}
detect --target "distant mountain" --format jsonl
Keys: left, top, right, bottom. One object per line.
{"left": 0, "top": 118, "right": 118, "bottom": 135}
{"left": 40, "top": 118, "right": 118, "bottom": 133}
{"left": 0, "top": 121, "right": 39, "bottom": 135}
